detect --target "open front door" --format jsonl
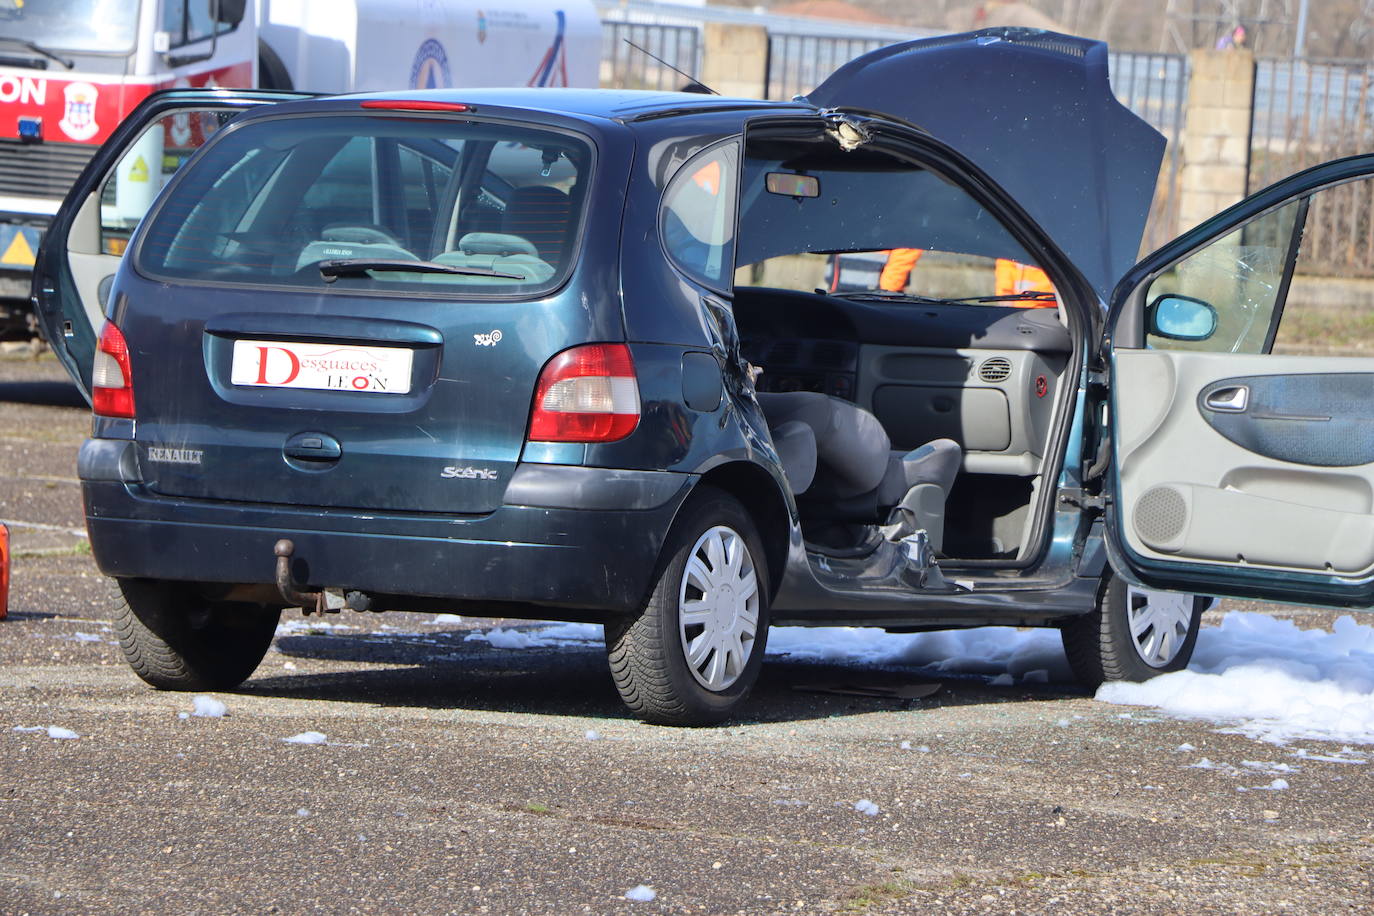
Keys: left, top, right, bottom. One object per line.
{"left": 32, "top": 89, "right": 305, "bottom": 401}
{"left": 1105, "top": 154, "right": 1374, "bottom": 608}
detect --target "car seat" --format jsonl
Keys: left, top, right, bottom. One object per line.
{"left": 432, "top": 232, "right": 556, "bottom": 284}
{"left": 757, "top": 391, "right": 961, "bottom": 552}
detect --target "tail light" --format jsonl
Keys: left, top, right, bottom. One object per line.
{"left": 92, "top": 320, "right": 135, "bottom": 418}
{"left": 528, "top": 344, "right": 639, "bottom": 443}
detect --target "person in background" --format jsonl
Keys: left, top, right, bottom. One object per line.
{"left": 879, "top": 247, "right": 922, "bottom": 291}
{"left": 1216, "top": 24, "right": 1247, "bottom": 50}
{"left": 993, "top": 258, "right": 1056, "bottom": 306}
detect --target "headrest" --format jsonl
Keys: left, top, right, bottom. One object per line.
{"left": 458, "top": 232, "right": 539, "bottom": 257}
{"left": 322, "top": 224, "right": 402, "bottom": 246}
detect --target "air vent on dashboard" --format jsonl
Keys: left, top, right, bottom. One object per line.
{"left": 978, "top": 356, "right": 1012, "bottom": 383}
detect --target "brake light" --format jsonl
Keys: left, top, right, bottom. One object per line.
{"left": 359, "top": 100, "right": 474, "bottom": 112}
{"left": 92, "top": 320, "right": 135, "bottom": 418}
{"left": 528, "top": 344, "right": 639, "bottom": 443}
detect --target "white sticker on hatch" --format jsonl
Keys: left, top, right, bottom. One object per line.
{"left": 230, "top": 340, "right": 414, "bottom": 394}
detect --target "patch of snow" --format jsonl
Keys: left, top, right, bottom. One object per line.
{"left": 178, "top": 712, "right": 189, "bottom": 720}
{"left": 12, "top": 726, "right": 45, "bottom": 733}
{"left": 1264, "top": 778, "right": 1289, "bottom": 790}
{"left": 1098, "top": 612, "right": 1374, "bottom": 746}
{"left": 989, "top": 674, "right": 1014, "bottom": 687}
{"left": 585, "top": 730, "right": 600, "bottom": 741}
{"left": 624, "top": 885, "right": 656, "bottom": 902}
{"left": 296, "top": 807, "right": 310, "bottom": 816}
{"left": 766, "top": 625, "right": 1076, "bottom": 682}
{"left": 854, "top": 799, "right": 880, "bottom": 816}
{"left": 47, "top": 727, "right": 78, "bottom": 740}
{"left": 1176, "top": 743, "right": 1196, "bottom": 752}
{"left": 431, "top": 614, "right": 465, "bottom": 625}
{"left": 1022, "top": 669, "right": 1049, "bottom": 684}
{"left": 772, "top": 798, "right": 807, "bottom": 807}
{"left": 1056, "top": 718, "right": 1071, "bottom": 727}
{"left": 917, "top": 745, "right": 931, "bottom": 753}
{"left": 69, "top": 632, "right": 103, "bottom": 642}
{"left": 1189, "top": 758, "right": 1227, "bottom": 770}
{"left": 464, "top": 622, "right": 602, "bottom": 649}
{"left": 1241, "top": 761, "right": 1295, "bottom": 774}
{"left": 283, "top": 731, "right": 327, "bottom": 745}
{"left": 283, "top": 661, "right": 297, "bottom": 670}
{"left": 276, "top": 619, "right": 355, "bottom": 634}
{"left": 1292, "top": 747, "right": 1367, "bottom": 765}
{"left": 191, "top": 696, "right": 227, "bottom": 718}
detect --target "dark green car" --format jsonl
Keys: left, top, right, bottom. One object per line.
{"left": 33, "top": 29, "right": 1372, "bottom": 724}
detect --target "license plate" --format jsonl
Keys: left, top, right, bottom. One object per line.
{"left": 230, "top": 339, "right": 414, "bottom": 394}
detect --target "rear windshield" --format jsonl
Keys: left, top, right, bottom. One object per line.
{"left": 136, "top": 113, "right": 593, "bottom": 297}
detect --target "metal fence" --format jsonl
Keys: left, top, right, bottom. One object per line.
{"left": 600, "top": 21, "right": 701, "bottom": 91}
{"left": 1109, "top": 52, "right": 1191, "bottom": 252}
{"left": 1251, "top": 58, "right": 1374, "bottom": 275}
{"left": 764, "top": 33, "right": 889, "bottom": 101}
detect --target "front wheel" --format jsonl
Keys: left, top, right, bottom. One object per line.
{"left": 112, "top": 577, "right": 281, "bottom": 691}
{"left": 1061, "top": 573, "right": 1205, "bottom": 688}
{"left": 606, "top": 487, "right": 770, "bottom": 726}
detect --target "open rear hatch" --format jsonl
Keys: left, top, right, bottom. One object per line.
{"left": 807, "top": 28, "right": 1166, "bottom": 300}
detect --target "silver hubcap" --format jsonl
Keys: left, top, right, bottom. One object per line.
{"left": 679, "top": 525, "right": 760, "bottom": 691}
{"left": 1127, "top": 587, "right": 1195, "bottom": 667}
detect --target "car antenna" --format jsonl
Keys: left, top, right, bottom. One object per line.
{"left": 621, "top": 38, "right": 719, "bottom": 95}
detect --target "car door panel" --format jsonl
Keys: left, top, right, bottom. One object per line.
{"left": 1115, "top": 348, "right": 1374, "bottom": 578}
{"left": 1199, "top": 372, "right": 1374, "bottom": 467}
{"left": 33, "top": 89, "right": 309, "bottom": 400}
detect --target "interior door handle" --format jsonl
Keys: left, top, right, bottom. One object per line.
{"left": 1205, "top": 385, "right": 1249, "bottom": 412}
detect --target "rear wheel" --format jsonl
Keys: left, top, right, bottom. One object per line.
{"left": 1062, "top": 573, "right": 1204, "bottom": 688}
{"left": 111, "top": 577, "right": 281, "bottom": 691}
{"left": 606, "top": 487, "right": 770, "bottom": 725}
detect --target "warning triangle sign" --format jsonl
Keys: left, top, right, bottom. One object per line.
{"left": 128, "top": 155, "right": 149, "bottom": 183}
{"left": 0, "top": 232, "right": 35, "bottom": 266}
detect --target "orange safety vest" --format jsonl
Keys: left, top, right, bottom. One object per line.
{"left": 994, "top": 259, "right": 1055, "bottom": 306}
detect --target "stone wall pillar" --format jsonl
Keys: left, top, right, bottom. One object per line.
{"left": 1177, "top": 49, "right": 1256, "bottom": 232}
{"left": 700, "top": 24, "right": 769, "bottom": 100}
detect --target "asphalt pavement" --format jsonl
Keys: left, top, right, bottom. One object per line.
{"left": 2, "top": 351, "right": 1371, "bottom": 915}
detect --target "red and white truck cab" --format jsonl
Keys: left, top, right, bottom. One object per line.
{"left": 0, "top": 0, "right": 601, "bottom": 334}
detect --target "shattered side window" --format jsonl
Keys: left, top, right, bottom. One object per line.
{"left": 1145, "top": 200, "right": 1300, "bottom": 353}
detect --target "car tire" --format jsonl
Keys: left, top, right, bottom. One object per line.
{"left": 1061, "top": 572, "right": 1205, "bottom": 688}
{"left": 605, "top": 487, "right": 770, "bottom": 726}
{"left": 112, "top": 577, "right": 281, "bottom": 691}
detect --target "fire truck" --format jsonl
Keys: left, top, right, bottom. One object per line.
{"left": 0, "top": 0, "right": 601, "bottom": 335}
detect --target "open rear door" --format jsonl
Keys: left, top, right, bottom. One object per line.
{"left": 32, "top": 89, "right": 306, "bottom": 401}
{"left": 1105, "top": 154, "right": 1374, "bottom": 608}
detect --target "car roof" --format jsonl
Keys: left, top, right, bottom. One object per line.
{"left": 322, "top": 87, "right": 814, "bottom": 123}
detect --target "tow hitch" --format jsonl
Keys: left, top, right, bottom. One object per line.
{"left": 273, "top": 539, "right": 371, "bottom": 614}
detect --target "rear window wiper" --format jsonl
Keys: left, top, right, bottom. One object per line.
{"left": 0, "top": 37, "right": 73, "bottom": 69}
{"left": 318, "top": 258, "right": 526, "bottom": 282}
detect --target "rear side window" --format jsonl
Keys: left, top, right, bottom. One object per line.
{"left": 136, "top": 114, "right": 592, "bottom": 297}
{"left": 660, "top": 142, "right": 738, "bottom": 291}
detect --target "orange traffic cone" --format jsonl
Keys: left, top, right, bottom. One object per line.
{"left": 0, "top": 523, "right": 9, "bottom": 620}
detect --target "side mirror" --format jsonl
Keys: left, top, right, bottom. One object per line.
{"left": 1147, "top": 294, "right": 1218, "bottom": 341}
{"left": 217, "top": 0, "right": 246, "bottom": 26}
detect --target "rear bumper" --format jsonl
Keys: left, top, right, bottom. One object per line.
{"left": 81, "top": 442, "right": 693, "bottom": 613}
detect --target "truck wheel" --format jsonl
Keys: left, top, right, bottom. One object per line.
{"left": 112, "top": 577, "right": 281, "bottom": 691}
{"left": 257, "top": 41, "right": 293, "bottom": 91}
{"left": 1061, "top": 573, "right": 1204, "bottom": 688}
{"left": 606, "top": 487, "right": 770, "bottom": 726}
